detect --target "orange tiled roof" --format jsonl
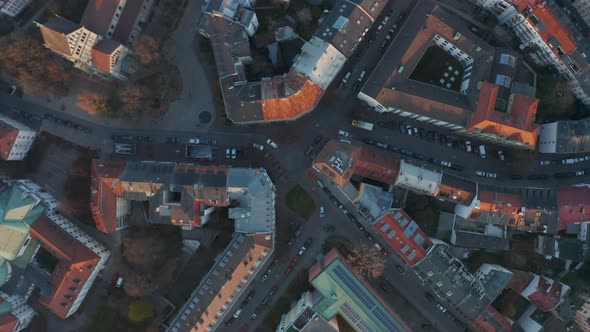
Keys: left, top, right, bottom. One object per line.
{"left": 354, "top": 147, "right": 400, "bottom": 184}
{"left": 262, "top": 72, "right": 324, "bottom": 121}
{"left": 373, "top": 209, "right": 432, "bottom": 266}
{"left": 0, "top": 121, "right": 19, "bottom": 160}
{"left": 471, "top": 306, "right": 513, "bottom": 332}
{"left": 90, "top": 159, "right": 127, "bottom": 233}
{"left": 527, "top": 6, "right": 576, "bottom": 56}
{"left": 0, "top": 312, "right": 17, "bottom": 332}
{"left": 468, "top": 82, "right": 539, "bottom": 147}
{"left": 30, "top": 216, "right": 100, "bottom": 319}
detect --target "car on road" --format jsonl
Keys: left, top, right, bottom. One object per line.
{"left": 225, "top": 148, "right": 230, "bottom": 159}
{"left": 316, "top": 179, "right": 324, "bottom": 188}
{"left": 241, "top": 323, "right": 249, "bottom": 332}
{"left": 562, "top": 158, "right": 576, "bottom": 165}
{"left": 320, "top": 206, "right": 325, "bottom": 218}
{"left": 475, "top": 171, "right": 486, "bottom": 177}
{"left": 322, "top": 225, "right": 336, "bottom": 232}
{"left": 341, "top": 72, "right": 351, "bottom": 84}
{"left": 376, "top": 142, "right": 388, "bottom": 149}
{"left": 261, "top": 273, "right": 268, "bottom": 281}
{"left": 8, "top": 85, "right": 16, "bottom": 95}
{"left": 363, "top": 138, "right": 376, "bottom": 145}
{"left": 234, "top": 308, "right": 243, "bottom": 318}
{"left": 253, "top": 143, "right": 264, "bottom": 150}
{"left": 440, "top": 161, "right": 452, "bottom": 168}
{"left": 266, "top": 139, "right": 278, "bottom": 148}
{"left": 115, "top": 275, "right": 125, "bottom": 288}
{"left": 373, "top": 243, "right": 388, "bottom": 255}
{"left": 539, "top": 160, "right": 552, "bottom": 166}
{"left": 465, "top": 141, "right": 472, "bottom": 152}
{"left": 338, "top": 130, "right": 350, "bottom": 137}
{"left": 486, "top": 173, "right": 497, "bottom": 179}
{"left": 304, "top": 238, "right": 313, "bottom": 247}
{"left": 231, "top": 148, "right": 237, "bottom": 159}
{"left": 245, "top": 290, "right": 256, "bottom": 303}
{"left": 395, "top": 264, "right": 405, "bottom": 273}
{"left": 478, "top": 145, "right": 487, "bottom": 158}
{"left": 436, "top": 303, "right": 447, "bottom": 313}
{"left": 377, "top": 24, "right": 383, "bottom": 31}
{"left": 346, "top": 213, "right": 357, "bottom": 222}
{"left": 112, "top": 273, "right": 120, "bottom": 283}
{"left": 269, "top": 286, "right": 278, "bottom": 297}
{"left": 497, "top": 150, "right": 505, "bottom": 161}
{"left": 576, "top": 170, "right": 585, "bottom": 176}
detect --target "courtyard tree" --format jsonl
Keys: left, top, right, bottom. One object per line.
{"left": 347, "top": 244, "right": 384, "bottom": 280}
{"left": 133, "top": 35, "right": 161, "bottom": 66}
{"left": 77, "top": 92, "right": 110, "bottom": 116}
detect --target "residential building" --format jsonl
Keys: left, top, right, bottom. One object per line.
{"left": 198, "top": 0, "right": 388, "bottom": 123}
{"left": 437, "top": 212, "right": 510, "bottom": 252}
{"left": 148, "top": 163, "right": 276, "bottom": 332}
{"left": 36, "top": 0, "right": 154, "bottom": 78}
{"left": 312, "top": 139, "right": 400, "bottom": 188}
{"left": 413, "top": 241, "right": 491, "bottom": 319}
{"left": 90, "top": 159, "right": 129, "bottom": 233}
{"left": 437, "top": 173, "right": 477, "bottom": 205}
{"left": 0, "top": 0, "right": 31, "bottom": 17}
{"left": 537, "top": 221, "right": 590, "bottom": 262}
{"left": 455, "top": 190, "right": 523, "bottom": 228}
{"left": 556, "top": 187, "right": 590, "bottom": 231}
{"left": 0, "top": 114, "right": 37, "bottom": 161}
{"left": 358, "top": 0, "right": 540, "bottom": 149}
{"left": 394, "top": 160, "right": 442, "bottom": 196}
{"left": 352, "top": 183, "right": 393, "bottom": 223}
{"left": 470, "top": 0, "right": 590, "bottom": 106}
{"left": 0, "top": 178, "right": 110, "bottom": 322}
{"left": 538, "top": 119, "right": 590, "bottom": 154}
{"left": 276, "top": 291, "right": 337, "bottom": 332}
{"left": 574, "top": 293, "right": 590, "bottom": 332}
{"left": 372, "top": 209, "right": 433, "bottom": 266}
{"left": 0, "top": 292, "right": 35, "bottom": 332}
{"left": 305, "top": 248, "right": 411, "bottom": 332}
{"left": 572, "top": 0, "right": 590, "bottom": 26}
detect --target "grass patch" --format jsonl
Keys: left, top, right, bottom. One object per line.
{"left": 285, "top": 185, "right": 316, "bottom": 220}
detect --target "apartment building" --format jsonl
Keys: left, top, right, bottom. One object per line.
{"left": 0, "top": 0, "right": 31, "bottom": 17}
{"left": 0, "top": 114, "right": 37, "bottom": 161}
{"left": 572, "top": 0, "right": 590, "bottom": 26}
{"left": 0, "top": 292, "right": 35, "bottom": 332}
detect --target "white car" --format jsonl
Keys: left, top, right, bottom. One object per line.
{"left": 253, "top": 143, "right": 264, "bottom": 150}
{"left": 562, "top": 158, "right": 575, "bottom": 165}
{"left": 539, "top": 160, "right": 551, "bottom": 166}
{"left": 225, "top": 148, "right": 230, "bottom": 159}
{"left": 266, "top": 139, "right": 278, "bottom": 148}
{"left": 436, "top": 303, "right": 447, "bottom": 312}
{"left": 440, "top": 161, "right": 452, "bottom": 168}
{"left": 486, "top": 173, "right": 497, "bottom": 179}
{"left": 233, "top": 308, "right": 243, "bottom": 318}
{"left": 338, "top": 130, "right": 350, "bottom": 138}
{"left": 576, "top": 170, "right": 585, "bottom": 176}
{"left": 231, "top": 148, "right": 237, "bottom": 159}
{"left": 465, "top": 141, "right": 472, "bottom": 152}
{"left": 475, "top": 171, "right": 486, "bottom": 177}
{"left": 497, "top": 150, "right": 505, "bottom": 161}
{"left": 116, "top": 275, "right": 125, "bottom": 288}
{"left": 320, "top": 206, "right": 325, "bottom": 218}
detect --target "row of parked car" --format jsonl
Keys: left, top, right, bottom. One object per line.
{"left": 44, "top": 113, "right": 93, "bottom": 133}
{"left": 540, "top": 156, "right": 590, "bottom": 166}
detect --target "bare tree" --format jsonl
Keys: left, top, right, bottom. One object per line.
{"left": 347, "top": 244, "right": 384, "bottom": 280}
{"left": 77, "top": 92, "right": 110, "bottom": 116}
{"left": 118, "top": 86, "right": 143, "bottom": 118}
{"left": 133, "top": 35, "right": 161, "bottom": 66}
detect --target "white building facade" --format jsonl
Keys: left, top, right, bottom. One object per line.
{"left": 0, "top": 0, "right": 32, "bottom": 17}
{"left": 0, "top": 114, "right": 37, "bottom": 161}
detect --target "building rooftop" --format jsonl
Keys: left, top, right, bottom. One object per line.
{"left": 538, "top": 119, "right": 590, "bottom": 154}
{"left": 437, "top": 173, "right": 476, "bottom": 205}
{"left": 353, "top": 183, "right": 393, "bottom": 223}
{"left": 227, "top": 168, "right": 276, "bottom": 233}
{"left": 525, "top": 5, "right": 576, "bottom": 59}
{"left": 309, "top": 248, "right": 411, "bottom": 332}
{"left": 459, "top": 190, "right": 523, "bottom": 227}
{"left": 360, "top": 0, "right": 495, "bottom": 127}
{"left": 111, "top": 0, "right": 145, "bottom": 44}
{"left": 471, "top": 306, "right": 514, "bottom": 332}
{"left": 0, "top": 115, "right": 34, "bottom": 161}
{"left": 90, "top": 160, "right": 127, "bottom": 233}
{"left": 373, "top": 209, "right": 433, "bottom": 266}
{"left": 556, "top": 187, "right": 590, "bottom": 231}
{"left": 91, "top": 39, "right": 122, "bottom": 73}
{"left": 313, "top": 140, "right": 400, "bottom": 187}
{"left": 520, "top": 273, "right": 570, "bottom": 312}
{"left": 169, "top": 233, "right": 273, "bottom": 332}
{"left": 394, "top": 160, "right": 442, "bottom": 196}
{"left": 451, "top": 230, "right": 510, "bottom": 252}
{"left": 81, "top": 0, "right": 122, "bottom": 36}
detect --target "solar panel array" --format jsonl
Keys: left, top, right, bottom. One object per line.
{"left": 333, "top": 265, "right": 406, "bottom": 332}
{"left": 334, "top": 265, "right": 376, "bottom": 310}
{"left": 341, "top": 303, "right": 375, "bottom": 332}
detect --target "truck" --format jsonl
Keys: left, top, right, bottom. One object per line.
{"left": 352, "top": 120, "right": 374, "bottom": 131}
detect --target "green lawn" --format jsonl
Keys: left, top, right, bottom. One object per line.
{"left": 285, "top": 185, "right": 316, "bottom": 220}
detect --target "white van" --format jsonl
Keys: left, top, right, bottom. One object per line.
{"left": 479, "top": 145, "right": 486, "bottom": 158}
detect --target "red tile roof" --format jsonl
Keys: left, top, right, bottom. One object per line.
{"left": 373, "top": 209, "right": 432, "bottom": 266}
{"left": 526, "top": 276, "right": 565, "bottom": 311}
{"left": 556, "top": 187, "right": 590, "bottom": 231}
{"left": 507, "top": 270, "right": 534, "bottom": 293}
{"left": 469, "top": 190, "right": 523, "bottom": 227}
{"left": 91, "top": 39, "right": 121, "bottom": 73}
{"left": 0, "top": 312, "right": 17, "bottom": 332}
{"left": 0, "top": 121, "right": 18, "bottom": 160}
{"left": 90, "top": 159, "right": 127, "bottom": 233}
{"left": 471, "top": 306, "right": 513, "bottom": 332}
{"left": 30, "top": 215, "right": 100, "bottom": 319}
{"left": 81, "top": 0, "right": 123, "bottom": 35}
{"left": 527, "top": 6, "right": 576, "bottom": 57}
{"left": 262, "top": 72, "right": 324, "bottom": 121}
{"left": 468, "top": 82, "right": 539, "bottom": 148}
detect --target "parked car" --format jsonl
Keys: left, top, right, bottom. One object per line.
{"left": 314, "top": 135, "right": 323, "bottom": 145}
{"left": 465, "top": 141, "right": 472, "bottom": 152}
{"left": 269, "top": 286, "right": 278, "bottom": 297}
{"left": 8, "top": 85, "right": 16, "bottom": 95}
{"left": 440, "top": 161, "right": 452, "bottom": 168}
{"left": 253, "top": 143, "right": 264, "bottom": 150}
{"left": 539, "top": 160, "right": 552, "bottom": 166}
{"left": 576, "top": 170, "right": 585, "bottom": 176}
{"left": 436, "top": 303, "right": 447, "bottom": 312}
{"left": 562, "top": 158, "right": 576, "bottom": 165}
{"left": 231, "top": 148, "right": 237, "bottom": 159}
{"left": 475, "top": 171, "right": 486, "bottom": 177}
{"left": 115, "top": 275, "right": 125, "bottom": 288}
{"left": 316, "top": 179, "right": 324, "bottom": 188}
{"left": 266, "top": 139, "right": 278, "bottom": 148}
{"left": 395, "top": 265, "right": 405, "bottom": 273}
{"left": 320, "top": 206, "right": 325, "bottom": 218}
{"left": 234, "top": 308, "right": 243, "bottom": 318}
{"left": 225, "top": 148, "right": 231, "bottom": 159}
{"left": 338, "top": 130, "right": 351, "bottom": 137}
{"left": 497, "top": 150, "right": 505, "bottom": 161}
